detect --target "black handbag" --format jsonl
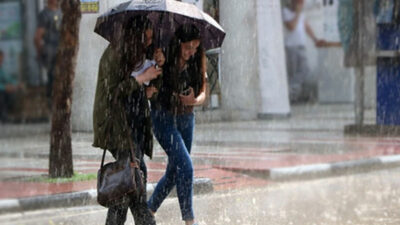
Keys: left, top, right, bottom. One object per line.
{"left": 97, "top": 146, "right": 145, "bottom": 207}
{"left": 97, "top": 86, "right": 146, "bottom": 208}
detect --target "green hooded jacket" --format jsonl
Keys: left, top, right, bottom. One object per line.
{"left": 92, "top": 45, "right": 153, "bottom": 158}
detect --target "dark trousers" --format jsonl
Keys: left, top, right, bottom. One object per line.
{"left": 46, "top": 59, "right": 55, "bottom": 101}
{"left": 0, "top": 91, "right": 16, "bottom": 120}
{"left": 106, "top": 148, "right": 155, "bottom": 225}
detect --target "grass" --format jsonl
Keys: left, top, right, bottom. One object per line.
{"left": 26, "top": 173, "right": 97, "bottom": 183}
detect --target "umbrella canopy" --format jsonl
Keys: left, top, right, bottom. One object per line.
{"left": 94, "top": 0, "right": 225, "bottom": 50}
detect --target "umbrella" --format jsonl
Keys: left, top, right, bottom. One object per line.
{"left": 94, "top": 0, "right": 225, "bottom": 50}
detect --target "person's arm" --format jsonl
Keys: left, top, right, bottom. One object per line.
{"left": 146, "top": 48, "right": 166, "bottom": 99}
{"left": 34, "top": 27, "right": 45, "bottom": 55}
{"left": 112, "top": 64, "right": 162, "bottom": 103}
{"left": 323, "top": 42, "right": 342, "bottom": 47}
{"left": 34, "top": 11, "right": 47, "bottom": 55}
{"left": 99, "top": 49, "right": 141, "bottom": 103}
{"left": 134, "top": 66, "right": 162, "bottom": 86}
{"left": 179, "top": 55, "right": 207, "bottom": 106}
{"left": 305, "top": 21, "right": 319, "bottom": 44}
{"left": 194, "top": 66, "right": 207, "bottom": 106}
{"left": 306, "top": 22, "right": 341, "bottom": 48}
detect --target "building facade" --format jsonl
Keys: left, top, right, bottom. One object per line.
{"left": 11, "top": 0, "right": 375, "bottom": 130}
{"left": 68, "top": 0, "right": 291, "bottom": 131}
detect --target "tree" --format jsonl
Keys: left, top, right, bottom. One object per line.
{"left": 49, "top": 0, "right": 82, "bottom": 178}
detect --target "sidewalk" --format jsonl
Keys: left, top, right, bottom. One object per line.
{"left": 1, "top": 104, "right": 400, "bottom": 213}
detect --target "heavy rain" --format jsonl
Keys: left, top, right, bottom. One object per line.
{"left": 0, "top": 0, "right": 400, "bottom": 225}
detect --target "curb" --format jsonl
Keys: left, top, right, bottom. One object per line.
{"left": 0, "top": 178, "right": 213, "bottom": 214}
{"left": 268, "top": 155, "right": 400, "bottom": 181}
{"left": 344, "top": 124, "right": 400, "bottom": 136}
{"left": 222, "top": 155, "right": 400, "bottom": 181}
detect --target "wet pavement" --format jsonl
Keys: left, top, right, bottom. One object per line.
{"left": 1, "top": 167, "right": 399, "bottom": 225}
{"left": 1, "top": 104, "right": 400, "bottom": 204}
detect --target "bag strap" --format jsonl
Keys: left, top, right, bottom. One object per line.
{"left": 101, "top": 148, "right": 107, "bottom": 168}
{"left": 122, "top": 105, "right": 139, "bottom": 169}
{"left": 100, "top": 80, "right": 139, "bottom": 169}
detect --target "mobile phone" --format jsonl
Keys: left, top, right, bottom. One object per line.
{"left": 181, "top": 88, "right": 191, "bottom": 96}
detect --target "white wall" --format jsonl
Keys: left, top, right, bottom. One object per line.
{"left": 72, "top": 0, "right": 126, "bottom": 131}
{"left": 256, "top": 0, "right": 290, "bottom": 116}
{"left": 219, "top": 0, "right": 260, "bottom": 120}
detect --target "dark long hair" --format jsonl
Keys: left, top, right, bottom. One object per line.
{"left": 163, "top": 24, "right": 206, "bottom": 96}
{"left": 119, "top": 16, "right": 153, "bottom": 78}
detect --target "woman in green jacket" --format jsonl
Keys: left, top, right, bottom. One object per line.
{"left": 92, "top": 16, "right": 163, "bottom": 225}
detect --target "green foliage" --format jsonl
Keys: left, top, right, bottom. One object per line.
{"left": 27, "top": 173, "right": 97, "bottom": 183}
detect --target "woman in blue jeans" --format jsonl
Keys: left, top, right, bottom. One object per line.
{"left": 148, "top": 24, "right": 207, "bottom": 225}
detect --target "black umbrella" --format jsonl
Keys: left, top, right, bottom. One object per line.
{"left": 94, "top": 0, "right": 225, "bottom": 50}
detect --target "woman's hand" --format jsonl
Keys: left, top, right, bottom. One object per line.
{"left": 154, "top": 48, "right": 165, "bottom": 67}
{"left": 315, "top": 39, "right": 327, "bottom": 47}
{"left": 135, "top": 66, "right": 162, "bottom": 85}
{"left": 146, "top": 86, "right": 158, "bottom": 99}
{"left": 179, "top": 87, "right": 199, "bottom": 106}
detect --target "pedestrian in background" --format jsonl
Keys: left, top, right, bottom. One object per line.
{"left": 0, "top": 50, "right": 22, "bottom": 122}
{"left": 282, "top": 0, "right": 327, "bottom": 103}
{"left": 92, "top": 16, "right": 162, "bottom": 225}
{"left": 147, "top": 24, "right": 207, "bottom": 225}
{"left": 34, "top": 0, "right": 62, "bottom": 105}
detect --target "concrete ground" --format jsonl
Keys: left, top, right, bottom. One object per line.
{"left": 1, "top": 104, "right": 400, "bottom": 217}
{"left": 1, "top": 167, "right": 399, "bottom": 225}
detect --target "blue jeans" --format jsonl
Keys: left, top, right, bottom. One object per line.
{"left": 147, "top": 109, "right": 195, "bottom": 221}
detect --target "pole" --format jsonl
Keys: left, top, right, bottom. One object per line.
{"left": 354, "top": 66, "right": 364, "bottom": 125}
{"left": 354, "top": 0, "right": 364, "bottom": 126}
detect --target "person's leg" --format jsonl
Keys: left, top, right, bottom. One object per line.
{"left": 177, "top": 113, "right": 195, "bottom": 154}
{"left": 147, "top": 110, "right": 194, "bottom": 221}
{"left": 106, "top": 205, "right": 129, "bottom": 225}
{"left": 286, "top": 46, "right": 302, "bottom": 102}
{"left": 147, "top": 161, "right": 177, "bottom": 212}
{"left": 5, "top": 91, "right": 17, "bottom": 119}
{"left": 170, "top": 133, "right": 194, "bottom": 222}
{"left": 297, "top": 47, "right": 315, "bottom": 101}
{"left": 0, "top": 91, "right": 6, "bottom": 121}
{"left": 147, "top": 109, "right": 178, "bottom": 213}
{"left": 47, "top": 58, "right": 56, "bottom": 107}
{"left": 130, "top": 157, "right": 156, "bottom": 225}
{"left": 176, "top": 113, "right": 196, "bottom": 224}
{"left": 131, "top": 200, "right": 156, "bottom": 225}
{"left": 105, "top": 150, "right": 130, "bottom": 225}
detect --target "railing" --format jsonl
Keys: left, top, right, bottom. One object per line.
{"left": 204, "top": 47, "right": 221, "bottom": 110}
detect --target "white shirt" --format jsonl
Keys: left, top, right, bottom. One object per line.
{"left": 282, "top": 7, "right": 306, "bottom": 47}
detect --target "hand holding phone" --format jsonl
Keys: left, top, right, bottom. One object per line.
{"left": 181, "top": 88, "right": 191, "bottom": 96}
{"left": 179, "top": 87, "right": 197, "bottom": 106}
